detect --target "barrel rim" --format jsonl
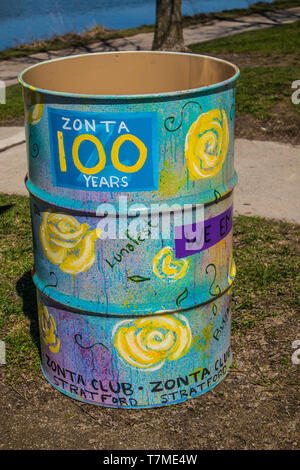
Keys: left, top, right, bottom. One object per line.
{"left": 18, "top": 51, "right": 240, "bottom": 101}
{"left": 25, "top": 172, "right": 238, "bottom": 215}
{"left": 27, "top": 175, "right": 234, "bottom": 217}
{"left": 35, "top": 273, "right": 234, "bottom": 318}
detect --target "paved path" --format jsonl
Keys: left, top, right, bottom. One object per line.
{"left": 0, "top": 131, "right": 299, "bottom": 224}
{"left": 234, "top": 139, "right": 299, "bottom": 224}
{"left": 1, "top": 6, "right": 300, "bottom": 86}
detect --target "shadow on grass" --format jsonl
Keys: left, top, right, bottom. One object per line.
{"left": 16, "top": 270, "right": 41, "bottom": 359}
{"left": 0, "top": 204, "right": 14, "bottom": 216}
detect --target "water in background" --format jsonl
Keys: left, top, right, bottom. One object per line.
{"left": 0, "top": 0, "right": 274, "bottom": 51}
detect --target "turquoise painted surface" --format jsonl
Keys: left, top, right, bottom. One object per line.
{"left": 31, "top": 192, "right": 234, "bottom": 315}
{"left": 20, "top": 55, "right": 238, "bottom": 211}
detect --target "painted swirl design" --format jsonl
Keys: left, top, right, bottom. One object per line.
{"left": 38, "top": 303, "right": 60, "bottom": 353}
{"left": 40, "top": 212, "right": 101, "bottom": 275}
{"left": 113, "top": 315, "right": 192, "bottom": 370}
{"left": 153, "top": 246, "right": 189, "bottom": 280}
{"left": 185, "top": 108, "right": 229, "bottom": 179}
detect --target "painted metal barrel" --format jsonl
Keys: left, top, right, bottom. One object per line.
{"left": 19, "top": 51, "right": 239, "bottom": 408}
{"left": 36, "top": 286, "right": 232, "bottom": 408}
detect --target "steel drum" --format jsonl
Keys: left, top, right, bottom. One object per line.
{"left": 19, "top": 51, "right": 239, "bottom": 407}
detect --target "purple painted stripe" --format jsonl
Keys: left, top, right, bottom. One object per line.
{"left": 175, "top": 205, "right": 233, "bottom": 259}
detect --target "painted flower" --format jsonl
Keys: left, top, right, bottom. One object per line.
{"left": 40, "top": 212, "right": 101, "bottom": 275}
{"left": 153, "top": 246, "right": 189, "bottom": 280}
{"left": 113, "top": 314, "right": 192, "bottom": 370}
{"left": 24, "top": 88, "right": 44, "bottom": 125}
{"left": 198, "top": 323, "right": 214, "bottom": 352}
{"left": 228, "top": 255, "right": 236, "bottom": 286}
{"left": 185, "top": 108, "right": 229, "bottom": 179}
{"left": 38, "top": 303, "right": 60, "bottom": 353}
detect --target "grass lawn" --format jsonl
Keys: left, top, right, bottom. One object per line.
{"left": 190, "top": 17, "right": 300, "bottom": 54}
{"left": 0, "top": 192, "right": 299, "bottom": 384}
{"left": 0, "top": 85, "right": 24, "bottom": 124}
{"left": 1, "top": 19, "right": 300, "bottom": 143}
{"left": 190, "top": 20, "right": 300, "bottom": 143}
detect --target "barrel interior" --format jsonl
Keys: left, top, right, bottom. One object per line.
{"left": 21, "top": 52, "right": 237, "bottom": 96}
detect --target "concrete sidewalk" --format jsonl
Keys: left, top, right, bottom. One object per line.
{"left": 0, "top": 130, "right": 299, "bottom": 224}
{"left": 1, "top": 6, "right": 300, "bottom": 86}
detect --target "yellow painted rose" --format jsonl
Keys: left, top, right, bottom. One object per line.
{"left": 153, "top": 246, "right": 189, "bottom": 280}
{"left": 24, "top": 88, "right": 44, "bottom": 124}
{"left": 40, "top": 212, "right": 101, "bottom": 275}
{"left": 185, "top": 108, "right": 229, "bottom": 179}
{"left": 228, "top": 255, "right": 236, "bottom": 287}
{"left": 113, "top": 314, "right": 192, "bottom": 370}
{"left": 38, "top": 303, "right": 60, "bottom": 353}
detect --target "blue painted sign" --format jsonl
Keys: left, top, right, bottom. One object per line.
{"left": 48, "top": 108, "right": 158, "bottom": 192}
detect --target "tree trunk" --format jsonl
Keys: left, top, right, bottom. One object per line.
{"left": 152, "top": 0, "right": 187, "bottom": 52}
